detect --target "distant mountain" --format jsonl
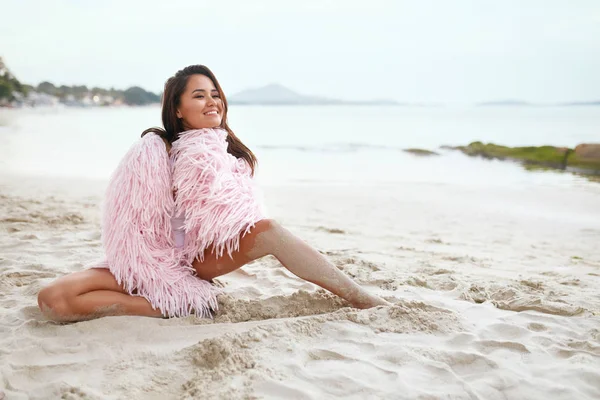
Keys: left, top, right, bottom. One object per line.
{"left": 477, "top": 99, "right": 600, "bottom": 107}
{"left": 560, "top": 101, "right": 600, "bottom": 106}
{"left": 476, "top": 100, "right": 533, "bottom": 106}
{"left": 228, "top": 83, "right": 398, "bottom": 105}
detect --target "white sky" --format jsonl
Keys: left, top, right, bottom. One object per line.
{"left": 1, "top": 0, "right": 599, "bottom": 104}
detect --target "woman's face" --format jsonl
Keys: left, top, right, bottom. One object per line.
{"left": 176, "top": 74, "right": 224, "bottom": 130}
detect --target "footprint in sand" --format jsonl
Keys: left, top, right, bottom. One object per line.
{"left": 309, "top": 348, "right": 351, "bottom": 361}
{"left": 20, "top": 305, "right": 44, "bottom": 320}
{"left": 315, "top": 226, "right": 346, "bottom": 234}
{"left": 527, "top": 322, "right": 548, "bottom": 332}
{"left": 426, "top": 238, "right": 446, "bottom": 244}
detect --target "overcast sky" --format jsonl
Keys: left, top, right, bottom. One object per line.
{"left": 1, "top": 0, "right": 599, "bottom": 104}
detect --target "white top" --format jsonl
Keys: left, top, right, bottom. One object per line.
{"left": 171, "top": 211, "right": 185, "bottom": 249}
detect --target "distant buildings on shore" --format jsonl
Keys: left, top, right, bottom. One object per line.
{"left": 9, "top": 90, "right": 130, "bottom": 108}
{"left": 5, "top": 83, "right": 158, "bottom": 108}
{"left": 0, "top": 57, "right": 159, "bottom": 108}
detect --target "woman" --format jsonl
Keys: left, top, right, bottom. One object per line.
{"left": 37, "top": 65, "right": 389, "bottom": 322}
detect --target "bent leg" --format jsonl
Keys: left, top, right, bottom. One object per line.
{"left": 192, "top": 218, "right": 273, "bottom": 281}
{"left": 37, "top": 268, "right": 163, "bottom": 322}
{"left": 192, "top": 219, "right": 389, "bottom": 309}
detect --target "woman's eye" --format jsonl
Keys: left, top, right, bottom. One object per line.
{"left": 194, "top": 96, "right": 204, "bottom": 99}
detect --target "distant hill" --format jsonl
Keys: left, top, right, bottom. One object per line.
{"left": 476, "top": 100, "right": 532, "bottom": 106}
{"left": 477, "top": 99, "right": 600, "bottom": 107}
{"left": 228, "top": 83, "right": 398, "bottom": 105}
{"left": 560, "top": 101, "right": 600, "bottom": 106}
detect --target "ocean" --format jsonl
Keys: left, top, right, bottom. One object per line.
{"left": 1, "top": 105, "right": 599, "bottom": 188}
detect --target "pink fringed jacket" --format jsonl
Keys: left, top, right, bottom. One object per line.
{"left": 86, "top": 128, "right": 267, "bottom": 318}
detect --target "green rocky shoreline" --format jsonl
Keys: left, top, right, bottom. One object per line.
{"left": 403, "top": 142, "right": 600, "bottom": 177}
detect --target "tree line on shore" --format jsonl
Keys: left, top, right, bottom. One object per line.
{"left": 0, "top": 57, "right": 160, "bottom": 106}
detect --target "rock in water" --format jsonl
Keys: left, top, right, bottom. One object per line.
{"left": 568, "top": 143, "right": 600, "bottom": 173}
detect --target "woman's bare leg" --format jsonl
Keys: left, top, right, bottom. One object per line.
{"left": 193, "top": 219, "right": 389, "bottom": 309}
{"left": 38, "top": 268, "right": 163, "bottom": 322}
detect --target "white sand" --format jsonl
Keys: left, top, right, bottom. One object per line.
{"left": 1, "top": 173, "right": 599, "bottom": 399}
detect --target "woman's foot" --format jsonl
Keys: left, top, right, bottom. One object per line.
{"left": 346, "top": 288, "right": 391, "bottom": 309}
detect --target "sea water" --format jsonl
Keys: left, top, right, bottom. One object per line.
{"left": 1, "top": 105, "right": 598, "bottom": 189}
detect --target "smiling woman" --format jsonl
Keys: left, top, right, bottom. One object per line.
{"left": 176, "top": 76, "right": 224, "bottom": 130}
{"left": 142, "top": 65, "right": 258, "bottom": 175}
{"left": 36, "top": 64, "right": 389, "bottom": 322}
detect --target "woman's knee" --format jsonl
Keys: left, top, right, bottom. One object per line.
{"left": 253, "top": 218, "right": 280, "bottom": 234}
{"left": 37, "top": 283, "right": 72, "bottom": 320}
{"left": 243, "top": 218, "right": 281, "bottom": 255}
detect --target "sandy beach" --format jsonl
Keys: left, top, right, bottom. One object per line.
{"left": 1, "top": 171, "right": 599, "bottom": 399}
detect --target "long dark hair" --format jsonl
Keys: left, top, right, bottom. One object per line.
{"left": 141, "top": 65, "right": 257, "bottom": 175}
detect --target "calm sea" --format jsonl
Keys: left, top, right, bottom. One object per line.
{"left": 1, "top": 105, "right": 599, "bottom": 188}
